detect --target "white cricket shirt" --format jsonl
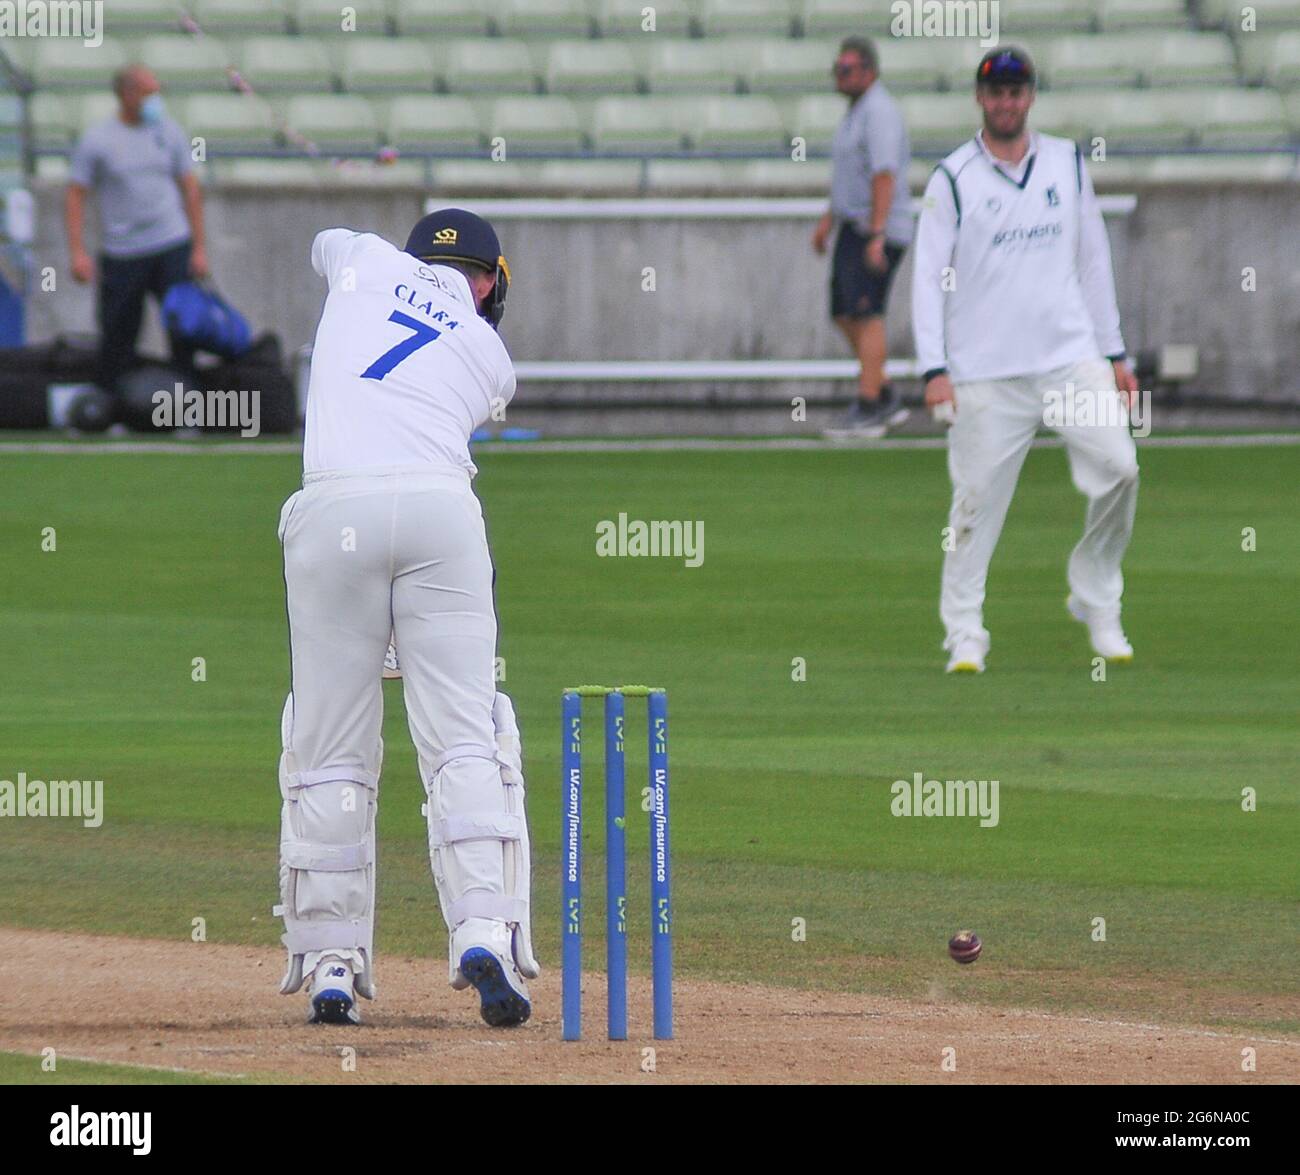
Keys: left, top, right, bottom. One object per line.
{"left": 911, "top": 131, "right": 1125, "bottom": 383}
{"left": 303, "top": 229, "right": 516, "bottom": 475}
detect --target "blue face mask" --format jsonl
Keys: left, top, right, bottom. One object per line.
{"left": 139, "top": 93, "right": 165, "bottom": 125}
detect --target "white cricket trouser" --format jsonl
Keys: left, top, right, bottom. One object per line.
{"left": 940, "top": 357, "right": 1139, "bottom": 652}
{"left": 277, "top": 465, "right": 502, "bottom": 957}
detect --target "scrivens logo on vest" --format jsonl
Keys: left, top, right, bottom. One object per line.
{"left": 991, "top": 221, "right": 1063, "bottom": 248}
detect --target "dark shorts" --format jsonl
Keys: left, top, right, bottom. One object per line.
{"left": 830, "top": 224, "right": 905, "bottom": 320}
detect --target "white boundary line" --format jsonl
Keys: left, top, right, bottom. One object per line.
{"left": 14, "top": 1050, "right": 248, "bottom": 1081}
{"left": 2, "top": 433, "right": 1297, "bottom": 457}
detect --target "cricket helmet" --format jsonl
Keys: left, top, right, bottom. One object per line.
{"left": 404, "top": 208, "right": 511, "bottom": 328}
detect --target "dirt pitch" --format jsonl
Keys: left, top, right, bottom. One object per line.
{"left": 1, "top": 929, "right": 1295, "bottom": 1084}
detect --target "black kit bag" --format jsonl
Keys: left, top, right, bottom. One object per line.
{"left": 198, "top": 332, "right": 297, "bottom": 435}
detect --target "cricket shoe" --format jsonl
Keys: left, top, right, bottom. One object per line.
{"left": 1067, "top": 595, "right": 1133, "bottom": 662}
{"left": 308, "top": 955, "right": 360, "bottom": 1025}
{"left": 452, "top": 918, "right": 531, "bottom": 1028}
{"left": 823, "top": 388, "right": 910, "bottom": 440}
{"left": 945, "top": 639, "right": 986, "bottom": 674}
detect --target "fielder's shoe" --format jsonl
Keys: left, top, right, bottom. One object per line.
{"left": 452, "top": 918, "right": 531, "bottom": 1028}
{"left": 823, "top": 387, "right": 909, "bottom": 440}
{"left": 945, "top": 639, "right": 987, "bottom": 674}
{"left": 308, "top": 955, "right": 360, "bottom": 1025}
{"left": 1067, "top": 595, "right": 1133, "bottom": 662}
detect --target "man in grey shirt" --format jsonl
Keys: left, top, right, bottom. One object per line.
{"left": 65, "top": 64, "right": 209, "bottom": 393}
{"left": 814, "top": 37, "right": 913, "bottom": 437}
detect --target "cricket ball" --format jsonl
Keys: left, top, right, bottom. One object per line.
{"left": 948, "top": 930, "right": 982, "bottom": 964}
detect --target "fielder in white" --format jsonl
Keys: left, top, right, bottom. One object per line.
{"left": 274, "top": 209, "right": 539, "bottom": 1027}
{"left": 913, "top": 47, "right": 1141, "bottom": 674}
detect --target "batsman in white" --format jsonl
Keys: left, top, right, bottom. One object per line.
{"left": 273, "top": 209, "right": 540, "bottom": 1026}
{"left": 913, "top": 47, "right": 1141, "bottom": 674}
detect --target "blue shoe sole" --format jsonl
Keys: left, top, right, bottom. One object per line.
{"left": 309, "top": 989, "right": 358, "bottom": 1025}
{"left": 460, "top": 947, "right": 531, "bottom": 1028}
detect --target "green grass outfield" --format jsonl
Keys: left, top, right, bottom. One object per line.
{"left": 2, "top": 442, "right": 1297, "bottom": 1033}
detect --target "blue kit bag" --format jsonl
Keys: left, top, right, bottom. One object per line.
{"left": 162, "top": 280, "right": 252, "bottom": 359}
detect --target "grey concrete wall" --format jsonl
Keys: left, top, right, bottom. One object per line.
{"left": 24, "top": 180, "right": 1299, "bottom": 405}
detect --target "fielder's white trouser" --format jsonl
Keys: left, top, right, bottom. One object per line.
{"left": 940, "top": 357, "right": 1139, "bottom": 652}
{"left": 274, "top": 465, "right": 537, "bottom": 1000}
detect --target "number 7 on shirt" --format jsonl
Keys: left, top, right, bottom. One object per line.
{"left": 360, "top": 310, "right": 442, "bottom": 381}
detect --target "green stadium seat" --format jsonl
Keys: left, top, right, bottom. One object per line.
{"left": 488, "top": 96, "right": 585, "bottom": 152}
{"left": 1093, "top": 0, "right": 1189, "bottom": 30}
{"left": 139, "top": 36, "right": 234, "bottom": 93}
{"left": 1238, "top": 31, "right": 1300, "bottom": 88}
{"left": 1272, "top": 34, "right": 1300, "bottom": 88}
{"left": 77, "top": 92, "right": 122, "bottom": 131}
{"left": 391, "top": 0, "right": 492, "bottom": 37}
{"left": 1024, "top": 90, "right": 1089, "bottom": 140}
{"left": 495, "top": 0, "right": 595, "bottom": 39}
{"left": 741, "top": 39, "right": 840, "bottom": 93}
{"left": 35, "top": 156, "right": 71, "bottom": 181}
{"left": 698, "top": 0, "right": 793, "bottom": 37}
{"left": 99, "top": 0, "right": 186, "bottom": 33}
{"left": 31, "top": 38, "right": 129, "bottom": 88}
{"left": 645, "top": 39, "right": 737, "bottom": 93}
{"left": 179, "top": 92, "right": 279, "bottom": 151}
{"left": 284, "top": 94, "right": 379, "bottom": 148}
{"left": 338, "top": 159, "right": 430, "bottom": 185}
{"left": 291, "top": 0, "right": 390, "bottom": 35}
{"left": 1285, "top": 87, "right": 1300, "bottom": 129}
{"left": 536, "top": 159, "right": 643, "bottom": 192}
{"left": 217, "top": 157, "right": 329, "bottom": 185}
{"left": 238, "top": 36, "right": 336, "bottom": 91}
{"left": 1142, "top": 153, "right": 1298, "bottom": 182}
{"left": 784, "top": 93, "right": 848, "bottom": 153}
{"left": 875, "top": 38, "right": 958, "bottom": 91}
{"left": 1193, "top": 87, "right": 1289, "bottom": 147}
{"left": 1201, "top": 0, "right": 1300, "bottom": 31}
{"left": 339, "top": 37, "right": 436, "bottom": 92}
{"left": 643, "top": 159, "right": 730, "bottom": 192}
{"left": 1092, "top": 88, "right": 1200, "bottom": 149}
{"left": 1045, "top": 34, "right": 1150, "bottom": 86}
{"left": 591, "top": 96, "right": 693, "bottom": 151}
{"left": 798, "top": 0, "right": 890, "bottom": 37}
{"left": 1143, "top": 31, "right": 1236, "bottom": 85}
{"left": 28, "top": 93, "right": 76, "bottom": 150}
{"left": 0, "top": 29, "right": 37, "bottom": 70}
{"left": 385, "top": 95, "right": 483, "bottom": 151}
{"left": 898, "top": 92, "right": 983, "bottom": 153}
{"left": 1084, "top": 154, "right": 1150, "bottom": 187}
{"left": 545, "top": 40, "right": 640, "bottom": 93}
{"left": 444, "top": 39, "right": 540, "bottom": 93}
{"left": 190, "top": 0, "right": 290, "bottom": 35}
{"left": 998, "top": 0, "right": 1095, "bottom": 33}
{"left": 736, "top": 158, "right": 831, "bottom": 194}
{"left": 594, "top": 0, "right": 696, "bottom": 37}
{"left": 428, "top": 160, "right": 545, "bottom": 194}
{"left": 689, "top": 95, "right": 785, "bottom": 152}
